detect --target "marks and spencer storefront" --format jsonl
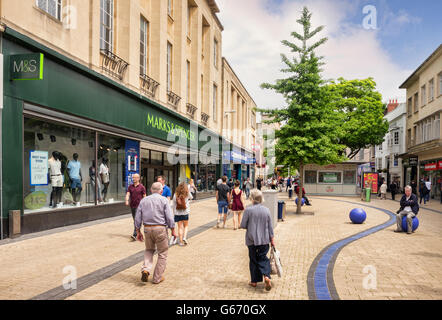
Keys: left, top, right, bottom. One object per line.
{"left": 0, "top": 28, "right": 227, "bottom": 238}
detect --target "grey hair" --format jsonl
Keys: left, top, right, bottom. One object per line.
{"left": 151, "top": 182, "right": 163, "bottom": 194}
{"left": 250, "top": 189, "right": 263, "bottom": 204}
{"left": 405, "top": 185, "right": 412, "bottom": 191}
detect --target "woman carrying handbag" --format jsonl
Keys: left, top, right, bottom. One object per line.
{"left": 240, "top": 189, "right": 275, "bottom": 291}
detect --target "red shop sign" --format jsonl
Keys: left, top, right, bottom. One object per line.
{"left": 425, "top": 163, "right": 438, "bottom": 171}
{"left": 439, "top": 161, "right": 442, "bottom": 170}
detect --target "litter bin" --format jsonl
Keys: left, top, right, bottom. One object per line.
{"left": 288, "top": 188, "right": 293, "bottom": 199}
{"left": 365, "top": 188, "right": 371, "bottom": 202}
{"left": 278, "top": 201, "right": 285, "bottom": 221}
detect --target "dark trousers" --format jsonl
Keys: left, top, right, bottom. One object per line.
{"left": 391, "top": 191, "right": 396, "bottom": 201}
{"left": 248, "top": 244, "right": 271, "bottom": 283}
{"left": 131, "top": 207, "right": 138, "bottom": 237}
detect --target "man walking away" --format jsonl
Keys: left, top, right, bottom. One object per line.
{"left": 419, "top": 179, "right": 426, "bottom": 205}
{"left": 390, "top": 180, "right": 398, "bottom": 201}
{"left": 394, "top": 186, "right": 419, "bottom": 235}
{"left": 135, "top": 182, "right": 176, "bottom": 284}
{"left": 126, "top": 174, "right": 146, "bottom": 241}
{"left": 256, "top": 177, "right": 262, "bottom": 191}
{"left": 216, "top": 176, "right": 231, "bottom": 229}
{"left": 244, "top": 178, "right": 253, "bottom": 200}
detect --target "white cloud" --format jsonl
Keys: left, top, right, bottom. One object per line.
{"left": 217, "top": 0, "right": 413, "bottom": 114}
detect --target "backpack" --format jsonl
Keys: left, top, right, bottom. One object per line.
{"left": 176, "top": 195, "right": 187, "bottom": 210}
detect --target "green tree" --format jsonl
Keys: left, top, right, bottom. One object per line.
{"left": 258, "top": 7, "right": 346, "bottom": 213}
{"left": 328, "top": 78, "right": 389, "bottom": 159}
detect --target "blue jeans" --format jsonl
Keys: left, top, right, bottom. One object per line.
{"left": 218, "top": 201, "right": 228, "bottom": 214}
{"left": 248, "top": 245, "right": 271, "bottom": 283}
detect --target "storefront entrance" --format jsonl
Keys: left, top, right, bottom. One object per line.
{"left": 141, "top": 148, "right": 177, "bottom": 195}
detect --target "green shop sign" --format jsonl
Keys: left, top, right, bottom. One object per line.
{"left": 10, "top": 53, "right": 44, "bottom": 80}
{"left": 147, "top": 113, "right": 196, "bottom": 142}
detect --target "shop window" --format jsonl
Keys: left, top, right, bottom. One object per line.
{"left": 24, "top": 118, "right": 96, "bottom": 213}
{"left": 151, "top": 151, "right": 163, "bottom": 165}
{"left": 208, "top": 165, "right": 217, "bottom": 191}
{"left": 197, "top": 165, "right": 207, "bottom": 192}
{"left": 304, "top": 171, "right": 317, "bottom": 184}
{"left": 98, "top": 134, "right": 126, "bottom": 203}
{"left": 343, "top": 171, "right": 356, "bottom": 185}
{"left": 318, "top": 172, "right": 342, "bottom": 184}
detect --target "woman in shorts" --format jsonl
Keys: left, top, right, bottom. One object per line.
{"left": 172, "top": 182, "right": 193, "bottom": 246}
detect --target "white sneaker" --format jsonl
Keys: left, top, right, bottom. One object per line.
{"left": 173, "top": 237, "right": 179, "bottom": 245}
{"left": 169, "top": 236, "right": 175, "bottom": 246}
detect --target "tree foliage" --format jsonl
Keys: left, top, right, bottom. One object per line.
{"left": 327, "top": 78, "right": 389, "bottom": 159}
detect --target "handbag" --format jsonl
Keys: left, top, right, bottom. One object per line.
{"left": 270, "top": 246, "right": 283, "bottom": 278}
{"left": 270, "top": 249, "right": 278, "bottom": 275}
{"left": 228, "top": 191, "right": 233, "bottom": 210}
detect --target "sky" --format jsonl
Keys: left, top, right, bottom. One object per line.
{"left": 217, "top": 0, "right": 442, "bottom": 113}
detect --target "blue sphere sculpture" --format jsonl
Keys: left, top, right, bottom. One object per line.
{"left": 402, "top": 216, "right": 419, "bottom": 233}
{"left": 350, "top": 208, "right": 367, "bottom": 224}
{"left": 295, "top": 197, "right": 305, "bottom": 206}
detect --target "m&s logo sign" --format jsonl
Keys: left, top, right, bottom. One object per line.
{"left": 10, "top": 53, "right": 44, "bottom": 80}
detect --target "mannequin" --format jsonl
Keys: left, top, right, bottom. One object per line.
{"left": 99, "top": 158, "right": 110, "bottom": 202}
{"left": 89, "top": 160, "right": 103, "bottom": 203}
{"left": 67, "top": 153, "right": 83, "bottom": 205}
{"left": 48, "top": 151, "right": 63, "bottom": 208}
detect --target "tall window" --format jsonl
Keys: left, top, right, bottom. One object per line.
{"left": 421, "top": 85, "right": 426, "bottom": 107}
{"left": 439, "top": 73, "right": 442, "bottom": 96}
{"left": 408, "top": 128, "right": 412, "bottom": 147}
{"left": 100, "top": 0, "right": 114, "bottom": 52}
{"left": 168, "top": 0, "right": 173, "bottom": 17}
{"left": 36, "top": 0, "right": 62, "bottom": 20}
{"left": 140, "top": 17, "right": 149, "bottom": 76}
{"left": 394, "top": 131, "right": 399, "bottom": 145}
{"left": 429, "top": 79, "right": 434, "bottom": 102}
{"left": 167, "top": 42, "right": 173, "bottom": 91}
{"left": 414, "top": 92, "right": 419, "bottom": 112}
{"left": 407, "top": 97, "right": 412, "bottom": 116}
{"left": 435, "top": 114, "right": 441, "bottom": 139}
{"left": 213, "top": 84, "right": 218, "bottom": 122}
{"left": 186, "top": 60, "right": 191, "bottom": 102}
{"left": 214, "top": 39, "right": 218, "bottom": 68}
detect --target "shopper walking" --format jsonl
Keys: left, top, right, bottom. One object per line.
{"left": 419, "top": 179, "right": 426, "bottom": 205}
{"left": 172, "top": 182, "right": 193, "bottom": 246}
{"left": 134, "top": 182, "right": 176, "bottom": 284}
{"left": 256, "top": 177, "right": 262, "bottom": 191}
{"left": 126, "top": 174, "right": 147, "bottom": 241}
{"left": 216, "top": 176, "right": 231, "bottom": 229}
{"left": 157, "top": 176, "right": 172, "bottom": 201}
{"left": 240, "top": 189, "right": 275, "bottom": 291}
{"left": 230, "top": 180, "right": 245, "bottom": 230}
{"left": 380, "top": 181, "right": 387, "bottom": 200}
{"left": 189, "top": 179, "right": 197, "bottom": 201}
{"left": 390, "top": 180, "right": 398, "bottom": 201}
{"left": 424, "top": 177, "right": 432, "bottom": 204}
{"left": 244, "top": 178, "right": 253, "bottom": 200}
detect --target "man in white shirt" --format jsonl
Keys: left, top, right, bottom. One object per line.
{"left": 424, "top": 178, "right": 432, "bottom": 204}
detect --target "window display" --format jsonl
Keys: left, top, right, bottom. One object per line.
{"left": 24, "top": 117, "right": 96, "bottom": 213}
{"left": 318, "top": 172, "right": 342, "bottom": 184}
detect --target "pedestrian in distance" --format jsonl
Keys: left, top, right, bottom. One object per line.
{"left": 240, "top": 189, "right": 275, "bottom": 291}
{"left": 419, "top": 179, "right": 426, "bottom": 205}
{"left": 216, "top": 176, "right": 231, "bottom": 229}
{"left": 171, "top": 182, "right": 193, "bottom": 246}
{"left": 394, "top": 186, "right": 419, "bottom": 235}
{"left": 295, "top": 185, "right": 312, "bottom": 206}
{"left": 126, "top": 174, "right": 147, "bottom": 241}
{"left": 189, "top": 179, "right": 197, "bottom": 201}
{"left": 256, "top": 177, "right": 262, "bottom": 191}
{"left": 230, "top": 180, "right": 245, "bottom": 230}
{"left": 411, "top": 180, "right": 418, "bottom": 196}
{"left": 424, "top": 177, "right": 432, "bottom": 204}
{"left": 389, "top": 180, "right": 398, "bottom": 201}
{"left": 134, "top": 182, "right": 176, "bottom": 284}
{"left": 244, "top": 178, "right": 253, "bottom": 200}
{"left": 157, "top": 175, "right": 172, "bottom": 201}
{"left": 380, "top": 181, "right": 387, "bottom": 200}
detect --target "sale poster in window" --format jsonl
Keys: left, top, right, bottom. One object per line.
{"left": 30, "top": 150, "right": 48, "bottom": 186}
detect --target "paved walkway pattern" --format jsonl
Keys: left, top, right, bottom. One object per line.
{"left": 0, "top": 193, "right": 440, "bottom": 300}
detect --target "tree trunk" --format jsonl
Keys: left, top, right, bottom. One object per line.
{"left": 297, "top": 163, "right": 304, "bottom": 214}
